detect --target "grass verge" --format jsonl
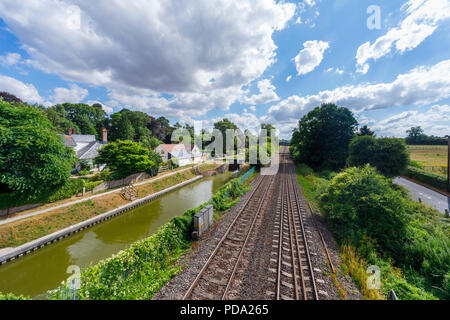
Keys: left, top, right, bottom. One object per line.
{"left": 0, "top": 170, "right": 197, "bottom": 248}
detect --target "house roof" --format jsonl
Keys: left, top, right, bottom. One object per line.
{"left": 77, "top": 141, "right": 104, "bottom": 160}
{"left": 158, "top": 144, "right": 187, "bottom": 153}
{"left": 59, "top": 134, "right": 77, "bottom": 148}
{"left": 71, "top": 134, "right": 96, "bottom": 143}
{"left": 58, "top": 134, "right": 103, "bottom": 160}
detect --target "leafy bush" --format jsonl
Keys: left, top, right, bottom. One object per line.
{"left": 79, "top": 160, "right": 93, "bottom": 172}
{"left": 212, "top": 178, "right": 248, "bottom": 211}
{"left": 46, "top": 179, "right": 85, "bottom": 203}
{"left": 0, "top": 292, "right": 30, "bottom": 300}
{"left": 84, "top": 180, "right": 104, "bottom": 192}
{"left": 76, "top": 170, "right": 91, "bottom": 176}
{"left": 95, "top": 140, "right": 157, "bottom": 179}
{"left": 319, "top": 165, "right": 410, "bottom": 256}
{"left": 317, "top": 164, "right": 449, "bottom": 299}
{"left": 347, "top": 136, "right": 409, "bottom": 177}
{"left": 0, "top": 101, "right": 77, "bottom": 199}
{"left": 408, "top": 160, "right": 424, "bottom": 169}
{"left": 404, "top": 166, "right": 447, "bottom": 190}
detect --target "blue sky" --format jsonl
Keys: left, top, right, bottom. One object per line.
{"left": 0, "top": 0, "right": 449, "bottom": 139}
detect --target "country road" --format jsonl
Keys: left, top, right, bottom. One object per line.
{"left": 393, "top": 177, "right": 449, "bottom": 214}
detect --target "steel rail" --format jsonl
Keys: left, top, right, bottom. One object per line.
{"left": 222, "top": 174, "right": 274, "bottom": 299}
{"left": 289, "top": 163, "right": 319, "bottom": 300}
{"left": 286, "top": 165, "right": 307, "bottom": 299}
{"left": 182, "top": 174, "right": 270, "bottom": 300}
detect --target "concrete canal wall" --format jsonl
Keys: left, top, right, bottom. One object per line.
{"left": 0, "top": 176, "right": 203, "bottom": 265}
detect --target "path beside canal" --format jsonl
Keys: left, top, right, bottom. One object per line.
{"left": 0, "top": 166, "right": 198, "bottom": 227}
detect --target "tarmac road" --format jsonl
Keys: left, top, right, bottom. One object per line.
{"left": 393, "top": 177, "right": 449, "bottom": 214}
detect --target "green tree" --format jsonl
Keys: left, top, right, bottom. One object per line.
{"left": 291, "top": 103, "right": 358, "bottom": 170}
{"left": 405, "top": 126, "right": 425, "bottom": 145}
{"left": 95, "top": 140, "right": 156, "bottom": 178}
{"left": 357, "top": 125, "right": 376, "bottom": 137}
{"left": 347, "top": 136, "right": 409, "bottom": 177}
{"left": 46, "top": 103, "right": 107, "bottom": 138}
{"left": 0, "top": 101, "right": 77, "bottom": 199}
{"left": 109, "top": 113, "right": 135, "bottom": 141}
{"left": 42, "top": 106, "right": 80, "bottom": 134}
{"left": 149, "top": 136, "right": 163, "bottom": 150}
{"left": 214, "top": 118, "right": 241, "bottom": 155}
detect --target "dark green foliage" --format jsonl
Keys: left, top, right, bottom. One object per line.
{"left": 46, "top": 103, "right": 107, "bottom": 139}
{"left": 212, "top": 178, "right": 248, "bottom": 211}
{"left": 0, "top": 101, "right": 77, "bottom": 200}
{"left": 290, "top": 103, "right": 358, "bottom": 170}
{"left": 79, "top": 160, "right": 92, "bottom": 172}
{"left": 347, "top": 136, "right": 409, "bottom": 177}
{"left": 95, "top": 140, "right": 160, "bottom": 179}
{"left": 109, "top": 109, "right": 153, "bottom": 143}
{"left": 0, "top": 92, "right": 23, "bottom": 104}
{"left": 109, "top": 113, "right": 135, "bottom": 141}
{"left": 404, "top": 166, "right": 447, "bottom": 190}
{"left": 41, "top": 106, "right": 80, "bottom": 134}
{"left": 319, "top": 165, "right": 410, "bottom": 256}
{"left": 214, "top": 118, "right": 242, "bottom": 154}
{"left": 0, "top": 292, "right": 30, "bottom": 300}
{"left": 316, "top": 165, "right": 449, "bottom": 299}
{"left": 406, "top": 126, "right": 447, "bottom": 145}
{"left": 46, "top": 179, "right": 85, "bottom": 202}
{"left": 357, "top": 125, "right": 375, "bottom": 137}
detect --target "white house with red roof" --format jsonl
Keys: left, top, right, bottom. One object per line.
{"left": 154, "top": 143, "right": 204, "bottom": 166}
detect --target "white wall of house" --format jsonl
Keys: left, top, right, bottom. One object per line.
{"left": 155, "top": 145, "right": 169, "bottom": 162}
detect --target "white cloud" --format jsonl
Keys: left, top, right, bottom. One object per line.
{"left": 266, "top": 59, "right": 450, "bottom": 138}
{"left": 0, "top": 74, "right": 42, "bottom": 103}
{"left": 52, "top": 84, "right": 88, "bottom": 104}
{"left": 325, "top": 67, "right": 344, "bottom": 75}
{"left": 356, "top": 0, "right": 450, "bottom": 74}
{"left": 294, "top": 40, "right": 329, "bottom": 76}
{"left": 242, "top": 79, "right": 279, "bottom": 105}
{"left": 0, "top": 52, "right": 21, "bottom": 66}
{"left": 249, "top": 105, "right": 256, "bottom": 112}
{"left": 0, "top": 0, "right": 295, "bottom": 117}
{"left": 286, "top": 75, "right": 292, "bottom": 82}
{"left": 371, "top": 105, "right": 450, "bottom": 137}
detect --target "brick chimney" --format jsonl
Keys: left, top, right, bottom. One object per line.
{"left": 102, "top": 128, "right": 108, "bottom": 144}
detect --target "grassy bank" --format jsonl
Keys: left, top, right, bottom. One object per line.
{"left": 48, "top": 172, "right": 255, "bottom": 300}
{"left": 295, "top": 164, "right": 449, "bottom": 300}
{"left": 0, "top": 170, "right": 197, "bottom": 248}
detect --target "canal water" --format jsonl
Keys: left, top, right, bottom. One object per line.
{"left": 0, "top": 172, "right": 233, "bottom": 298}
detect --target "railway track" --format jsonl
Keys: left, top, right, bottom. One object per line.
{"left": 183, "top": 147, "right": 325, "bottom": 300}
{"left": 183, "top": 174, "right": 275, "bottom": 300}
{"left": 266, "top": 159, "right": 319, "bottom": 300}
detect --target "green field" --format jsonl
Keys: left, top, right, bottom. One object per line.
{"left": 408, "top": 145, "right": 448, "bottom": 176}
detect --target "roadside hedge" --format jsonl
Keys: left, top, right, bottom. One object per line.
{"left": 404, "top": 166, "right": 447, "bottom": 190}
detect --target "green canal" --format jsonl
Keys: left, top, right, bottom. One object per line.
{"left": 0, "top": 172, "right": 233, "bottom": 298}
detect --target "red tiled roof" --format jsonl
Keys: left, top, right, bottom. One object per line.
{"left": 159, "top": 144, "right": 186, "bottom": 153}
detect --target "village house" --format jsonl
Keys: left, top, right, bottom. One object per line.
{"left": 154, "top": 143, "right": 204, "bottom": 166}
{"left": 59, "top": 128, "right": 108, "bottom": 172}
